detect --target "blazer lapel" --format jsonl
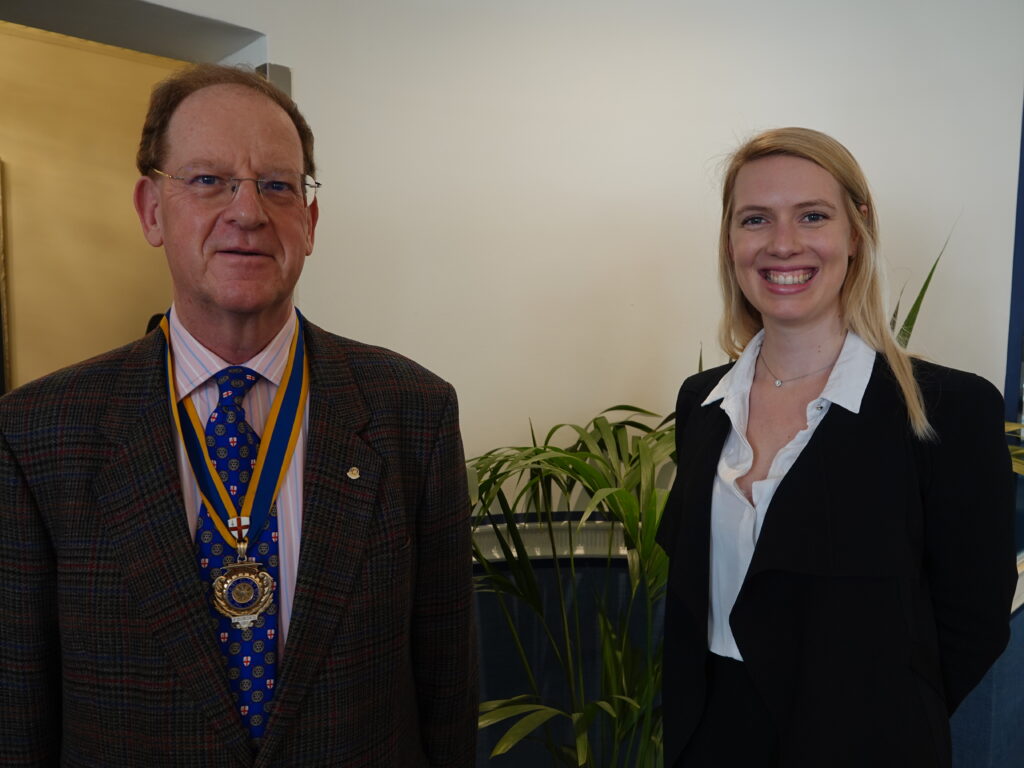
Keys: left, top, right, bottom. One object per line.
{"left": 668, "top": 400, "right": 731, "bottom": 640}
{"left": 94, "top": 333, "right": 253, "bottom": 765}
{"left": 744, "top": 359, "right": 911, "bottom": 588}
{"left": 743, "top": 357, "right": 899, "bottom": 584}
{"left": 742, "top": 417, "right": 837, "bottom": 582}
{"left": 256, "top": 325, "right": 384, "bottom": 765}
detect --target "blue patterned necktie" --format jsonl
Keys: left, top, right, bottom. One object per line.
{"left": 195, "top": 366, "right": 279, "bottom": 743}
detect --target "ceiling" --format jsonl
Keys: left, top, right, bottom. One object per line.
{"left": 1, "top": 0, "right": 262, "bottom": 62}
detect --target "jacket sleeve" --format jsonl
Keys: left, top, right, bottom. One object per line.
{"left": 413, "top": 386, "right": 478, "bottom": 766}
{"left": 920, "top": 372, "right": 1017, "bottom": 713}
{"left": 0, "top": 429, "right": 62, "bottom": 765}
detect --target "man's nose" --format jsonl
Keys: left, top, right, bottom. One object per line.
{"left": 224, "top": 178, "right": 269, "bottom": 227}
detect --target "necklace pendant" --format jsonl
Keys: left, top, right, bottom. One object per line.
{"left": 211, "top": 558, "right": 275, "bottom": 629}
{"left": 774, "top": 379, "right": 783, "bottom": 388}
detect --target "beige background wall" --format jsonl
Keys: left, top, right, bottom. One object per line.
{"left": 0, "top": 22, "right": 181, "bottom": 386}
{"left": 3, "top": 2, "right": 1023, "bottom": 457}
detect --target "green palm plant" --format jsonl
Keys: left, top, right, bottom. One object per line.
{"left": 471, "top": 406, "right": 675, "bottom": 766}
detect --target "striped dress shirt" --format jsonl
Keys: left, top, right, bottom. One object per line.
{"left": 167, "top": 306, "right": 307, "bottom": 654}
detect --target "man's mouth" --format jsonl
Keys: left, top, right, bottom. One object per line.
{"left": 219, "top": 248, "right": 267, "bottom": 256}
{"left": 761, "top": 268, "right": 816, "bottom": 285}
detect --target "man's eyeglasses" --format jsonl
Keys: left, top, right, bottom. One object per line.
{"left": 152, "top": 168, "right": 321, "bottom": 208}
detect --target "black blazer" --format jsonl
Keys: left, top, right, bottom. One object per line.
{"left": 657, "top": 355, "right": 1016, "bottom": 768}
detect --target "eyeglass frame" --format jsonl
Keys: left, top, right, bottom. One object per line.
{"left": 151, "top": 167, "right": 322, "bottom": 208}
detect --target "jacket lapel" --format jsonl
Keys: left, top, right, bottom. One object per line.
{"left": 94, "top": 333, "right": 254, "bottom": 766}
{"left": 256, "top": 325, "right": 384, "bottom": 765}
{"left": 668, "top": 400, "right": 731, "bottom": 640}
{"left": 742, "top": 357, "right": 897, "bottom": 583}
{"left": 742, "top": 416, "right": 837, "bottom": 582}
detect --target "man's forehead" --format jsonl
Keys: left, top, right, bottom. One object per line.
{"left": 174, "top": 82, "right": 278, "bottom": 110}
{"left": 163, "top": 84, "right": 303, "bottom": 167}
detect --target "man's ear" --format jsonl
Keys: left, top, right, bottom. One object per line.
{"left": 304, "top": 198, "right": 319, "bottom": 255}
{"left": 133, "top": 176, "right": 164, "bottom": 247}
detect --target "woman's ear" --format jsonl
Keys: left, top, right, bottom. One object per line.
{"left": 850, "top": 204, "right": 869, "bottom": 257}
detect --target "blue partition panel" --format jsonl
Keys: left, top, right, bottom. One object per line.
{"left": 951, "top": 606, "right": 1024, "bottom": 768}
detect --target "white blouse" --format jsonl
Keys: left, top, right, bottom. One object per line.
{"left": 702, "top": 329, "right": 877, "bottom": 660}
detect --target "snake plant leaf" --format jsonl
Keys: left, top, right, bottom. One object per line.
{"left": 889, "top": 285, "right": 906, "bottom": 333}
{"left": 896, "top": 228, "right": 953, "bottom": 348}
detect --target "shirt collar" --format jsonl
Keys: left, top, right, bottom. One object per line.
{"left": 702, "top": 328, "right": 876, "bottom": 414}
{"left": 817, "top": 330, "right": 875, "bottom": 414}
{"left": 703, "top": 329, "right": 764, "bottom": 409}
{"left": 167, "top": 306, "right": 296, "bottom": 401}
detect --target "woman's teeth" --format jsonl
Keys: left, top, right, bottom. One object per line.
{"left": 764, "top": 269, "right": 814, "bottom": 285}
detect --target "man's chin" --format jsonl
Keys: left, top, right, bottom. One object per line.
{"left": 189, "top": 289, "right": 294, "bottom": 325}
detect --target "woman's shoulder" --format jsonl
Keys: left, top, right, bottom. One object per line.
{"left": 679, "top": 362, "right": 733, "bottom": 399}
{"left": 889, "top": 358, "right": 1007, "bottom": 439}
{"left": 909, "top": 358, "right": 1004, "bottom": 410}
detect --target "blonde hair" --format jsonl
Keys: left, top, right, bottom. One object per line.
{"left": 717, "top": 127, "right": 932, "bottom": 438}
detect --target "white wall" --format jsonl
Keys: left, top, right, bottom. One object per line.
{"left": 144, "top": 0, "right": 1024, "bottom": 456}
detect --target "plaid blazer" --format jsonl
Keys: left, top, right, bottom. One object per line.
{"left": 0, "top": 321, "right": 478, "bottom": 767}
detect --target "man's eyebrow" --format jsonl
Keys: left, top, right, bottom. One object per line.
{"left": 174, "top": 158, "right": 224, "bottom": 170}
{"left": 172, "top": 160, "right": 302, "bottom": 176}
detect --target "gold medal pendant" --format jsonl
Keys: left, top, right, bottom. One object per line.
{"left": 211, "top": 540, "right": 275, "bottom": 629}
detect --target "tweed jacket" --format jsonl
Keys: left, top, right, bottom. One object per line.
{"left": 657, "top": 356, "right": 1016, "bottom": 768}
{"left": 0, "top": 321, "right": 478, "bottom": 767}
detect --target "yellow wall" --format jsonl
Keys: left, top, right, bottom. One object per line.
{"left": 0, "top": 22, "right": 184, "bottom": 388}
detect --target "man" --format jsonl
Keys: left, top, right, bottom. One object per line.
{"left": 0, "top": 64, "right": 477, "bottom": 766}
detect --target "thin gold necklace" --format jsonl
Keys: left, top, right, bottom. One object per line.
{"left": 758, "top": 351, "right": 837, "bottom": 388}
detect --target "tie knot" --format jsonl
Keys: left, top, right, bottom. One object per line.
{"left": 214, "top": 366, "right": 261, "bottom": 409}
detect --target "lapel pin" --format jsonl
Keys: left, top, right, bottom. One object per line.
{"left": 346, "top": 466, "right": 360, "bottom": 480}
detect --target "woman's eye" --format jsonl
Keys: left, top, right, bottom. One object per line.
{"left": 740, "top": 215, "right": 766, "bottom": 226}
{"left": 802, "top": 212, "right": 827, "bottom": 223}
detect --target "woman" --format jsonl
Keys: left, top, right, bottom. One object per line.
{"left": 656, "top": 127, "right": 1016, "bottom": 767}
